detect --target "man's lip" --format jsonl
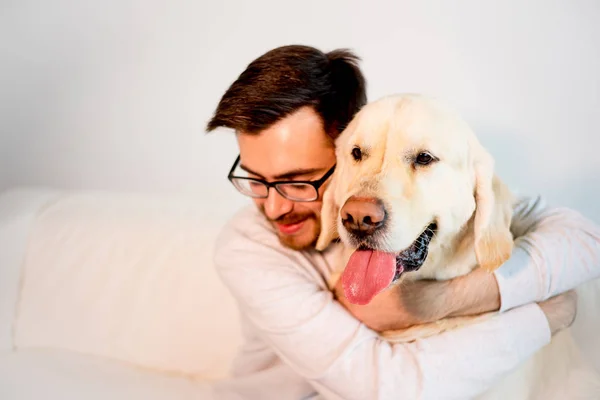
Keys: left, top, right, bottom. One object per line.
{"left": 276, "top": 220, "right": 306, "bottom": 235}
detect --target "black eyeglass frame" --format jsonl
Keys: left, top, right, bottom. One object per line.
{"left": 227, "top": 155, "right": 336, "bottom": 202}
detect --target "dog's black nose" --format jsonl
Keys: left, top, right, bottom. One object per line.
{"left": 341, "top": 196, "right": 386, "bottom": 237}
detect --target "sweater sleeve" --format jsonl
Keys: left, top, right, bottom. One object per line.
{"left": 494, "top": 196, "right": 600, "bottom": 312}
{"left": 214, "top": 217, "right": 551, "bottom": 400}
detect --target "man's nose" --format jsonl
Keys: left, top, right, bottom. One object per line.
{"left": 264, "top": 188, "right": 294, "bottom": 220}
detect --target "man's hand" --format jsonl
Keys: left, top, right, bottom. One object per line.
{"left": 537, "top": 290, "right": 578, "bottom": 335}
{"left": 334, "top": 274, "right": 474, "bottom": 331}
{"left": 334, "top": 267, "right": 501, "bottom": 332}
{"left": 333, "top": 278, "right": 422, "bottom": 331}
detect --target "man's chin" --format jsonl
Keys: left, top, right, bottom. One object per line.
{"left": 278, "top": 235, "right": 315, "bottom": 251}
{"left": 274, "top": 219, "right": 320, "bottom": 251}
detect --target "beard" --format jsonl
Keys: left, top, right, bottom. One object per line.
{"left": 260, "top": 208, "right": 322, "bottom": 251}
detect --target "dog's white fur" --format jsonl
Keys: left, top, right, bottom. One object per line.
{"left": 317, "top": 94, "right": 600, "bottom": 398}
{"left": 317, "top": 93, "right": 514, "bottom": 281}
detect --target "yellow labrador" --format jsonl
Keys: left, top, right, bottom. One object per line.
{"left": 316, "top": 93, "right": 513, "bottom": 340}
{"left": 316, "top": 93, "right": 600, "bottom": 398}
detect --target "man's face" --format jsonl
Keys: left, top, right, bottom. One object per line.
{"left": 236, "top": 106, "right": 336, "bottom": 250}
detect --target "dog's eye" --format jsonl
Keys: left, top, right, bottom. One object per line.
{"left": 352, "top": 147, "right": 362, "bottom": 161}
{"left": 415, "top": 152, "right": 434, "bottom": 165}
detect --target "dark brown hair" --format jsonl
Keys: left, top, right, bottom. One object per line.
{"left": 205, "top": 45, "right": 367, "bottom": 140}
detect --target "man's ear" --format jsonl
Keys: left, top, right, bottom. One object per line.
{"left": 472, "top": 147, "right": 515, "bottom": 271}
{"left": 316, "top": 174, "right": 340, "bottom": 251}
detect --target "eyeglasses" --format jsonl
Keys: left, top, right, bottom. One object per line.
{"left": 227, "top": 155, "right": 336, "bottom": 202}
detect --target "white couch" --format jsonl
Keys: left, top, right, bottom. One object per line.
{"left": 0, "top": 187, "right": 248, "bottom": 399}
{"left": 2, "top": 186, "right": 600, "bottom": 400}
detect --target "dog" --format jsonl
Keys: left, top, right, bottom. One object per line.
{"left": 316, "top": 93, "right": 514, "bottom": 338}
{"left": 316, "top": 93, "right": 600, "bottom": 398}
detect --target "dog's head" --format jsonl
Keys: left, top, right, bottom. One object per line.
{"left": 317, "top": 94, "right": 513, "bottom": 304}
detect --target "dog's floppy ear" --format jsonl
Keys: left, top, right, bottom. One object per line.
{"left": 316, "top": 173, "right": 340, "bottom": 251}
{"left": 472, "top": 147, "right": 514, "bottom": 271}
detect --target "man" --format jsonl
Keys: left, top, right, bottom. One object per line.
{"left": 206, "top": 45, "right": 600, "bottom": 399}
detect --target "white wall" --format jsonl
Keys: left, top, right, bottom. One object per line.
{"left": 1, "top": 0, "right": 599, "bottom": 222}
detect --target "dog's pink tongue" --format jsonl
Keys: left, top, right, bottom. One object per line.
{"left": 341, "top": 249, "right": 397, "bottom": 305}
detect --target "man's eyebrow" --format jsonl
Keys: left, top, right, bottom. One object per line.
{"left": 239, "top": 164, "right": 264, "bottom": 178}
{"left": 239, "top": 164, "right": 324, "bottom": 180}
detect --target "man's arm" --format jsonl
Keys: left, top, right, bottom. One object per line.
{"left": 495, "top": 196, "right": 600, "bottom": 310}
{"left": 214, "top": 219, "right": 554, "bottom": 400}
{"left": 339, "top": 196, "right": 600, "bottom": 331}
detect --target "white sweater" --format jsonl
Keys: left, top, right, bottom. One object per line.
{"left": 210, "top": 196, "right": 600, "bottom": 400}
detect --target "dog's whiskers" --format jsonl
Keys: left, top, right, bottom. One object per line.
{"left": 426, "top": 227, "right": 438, "bottom": 240}
{"left": 379, "top": 235, "right": 395, "bottom": 253}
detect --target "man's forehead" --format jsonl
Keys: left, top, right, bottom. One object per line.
{"left": 236, "top": 134, "right": 335, "bottom": 180}
{"left": 235, "top": 107, "right": 335, "bottom": 179}
{"left": 238, "top": 108, "right": 330, "bottom": 143}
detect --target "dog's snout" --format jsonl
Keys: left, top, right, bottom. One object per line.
{"left": 341, "top": 196, "right": 386, "bottom": 237}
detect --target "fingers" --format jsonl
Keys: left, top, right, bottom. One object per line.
{"left": 538, "top": 290, "right": 578, "bottom": 336}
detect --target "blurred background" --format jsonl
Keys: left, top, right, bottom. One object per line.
{"left": 1, "top": 0, "right": 599, "bottom": 222}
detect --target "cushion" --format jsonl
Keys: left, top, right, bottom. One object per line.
{"left": 0, "top": 349, "right": 216, "bottom": 400}
{"left": 13, "top": 190, "right": 243, "bottom": 379}
{"left": 0, "top": 188, "right": 60, "bottom": 350}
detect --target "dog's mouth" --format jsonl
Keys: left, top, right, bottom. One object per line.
{"left": 393, "top": 222, "right": 437, "bottom": 281}
{"left": 341, "top": 222, "right": 437, "bottom": 305}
